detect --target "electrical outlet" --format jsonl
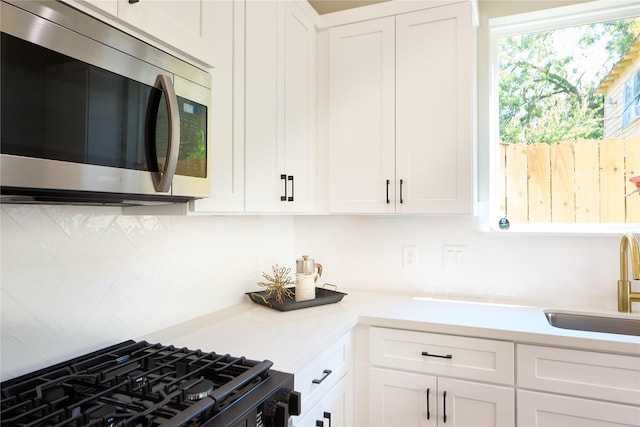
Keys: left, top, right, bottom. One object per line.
{"left": 443, "top": 245, "right": 467, "bottom": 270}
{"left": 403, "top": 246, "right": 417, "bottom": 267}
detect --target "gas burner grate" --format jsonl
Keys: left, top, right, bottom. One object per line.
{"left": 1, "top": 341, "right": 273, "bottom": 426}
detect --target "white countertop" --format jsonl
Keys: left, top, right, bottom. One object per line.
{"left": 141, "top": 289, "right": 640, "bottom": 372}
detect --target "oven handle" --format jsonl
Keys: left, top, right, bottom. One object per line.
{"left": 147, "top": 74, "right": 180, "bottom": 193}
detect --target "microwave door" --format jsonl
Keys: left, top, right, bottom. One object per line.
{"left": 146, "top": 74, "right": 180, "bottom": 193}
{"left": 170, "top": 75, "right": 211, "bottom": 198}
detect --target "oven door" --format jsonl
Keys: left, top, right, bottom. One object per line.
{"left": 0, "top": 1, "right": 211, "bottom": 201}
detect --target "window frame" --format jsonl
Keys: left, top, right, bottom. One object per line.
{"left": 487, "top": 0, "right": 640, "bottom": 234}
{"left": 622, "top": 70, "right": 640, "bottom": 128}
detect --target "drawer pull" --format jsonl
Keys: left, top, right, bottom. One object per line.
{"left": 421, "top": 351, "right": 453, "bottom": 359}
{"left": 323, "top": 411, "right": 332, "bottom": 427}
{"left": 316, "top": 421, "right": 323, "bottom": 427}
{"left": 426, "top": 388, "right": 431, "bottom": 420}
{"left": 312, "top": 369, "right": 332, "bottom": 384}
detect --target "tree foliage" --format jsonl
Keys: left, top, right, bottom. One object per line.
{"left": 499, "top": 18, "right": 640, "bottom": 145}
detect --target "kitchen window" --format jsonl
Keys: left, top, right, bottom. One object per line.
{"left": 488, "top": 1, "right": 640, "bottom": 233}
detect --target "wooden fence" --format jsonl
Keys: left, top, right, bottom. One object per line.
{"left": 499, "top": 137, "right": 640, "bottom": 223}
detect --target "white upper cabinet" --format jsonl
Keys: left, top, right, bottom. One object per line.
{"left": 328, "top": 17, "right": 396, "bottom": 214}
{"left": 191, "top": 0, "right": 245, "bottom": 213}
{"left": 244, "top": 0, "right": 317, "bottom": 213}
{"left": 327, "top": 2, "right": 476, "bottom": 214}
{"left": 396, "top": 4, "right": 475, "bottom": 214}
{"left": 65, "top": 0, "right": 215, "bottom": 66}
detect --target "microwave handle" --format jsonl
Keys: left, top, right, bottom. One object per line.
{"left": 150, "top": 74, "right": 180, "bottom": 193}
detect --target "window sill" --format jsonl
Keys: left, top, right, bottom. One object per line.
{"left": 487, "top": 222, "right": 640, "bottom": 237}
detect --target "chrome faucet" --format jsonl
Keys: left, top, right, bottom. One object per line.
{"left": 618, "top": 233, "right": 640, "bottom": 313}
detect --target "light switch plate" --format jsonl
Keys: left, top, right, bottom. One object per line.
{"left": 443, "top": 245, "right": 467, "bottom": 270}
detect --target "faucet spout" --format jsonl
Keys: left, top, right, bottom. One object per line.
{"left": 618, "top": 233, "right": 640, "bottom": 313}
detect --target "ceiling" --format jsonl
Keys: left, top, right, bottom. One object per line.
{"left": 307, "top": 0, "right": 390, "bottom": 15}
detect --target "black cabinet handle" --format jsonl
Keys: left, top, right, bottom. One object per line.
{"left": 128, "top": 0, "right": 139, "bottom": 3}
{"left": 280, "top": 174, "right": 287, "bottom": 201}
{"left": 316, "top": 421, "right": 323, "bottom": 427}
{"left": 443, "top": 390, "right": 447, "bottom": 423}
{"left": 426, "top": 388, "right": 431, "bottom": 420}
{"left": 288, "top": 175, "right": 294, "bottom": 202}
{"left": 312, "top": 369, "right": 332, "bottom": 384}
{"left": 421, "top": 351, "right": 452, "bottom": 359}
{"left": 386, "top": 179, "right": 390, "bottom": 204}
{"left": 400, "top": 179, "right": 404, "bottom": 204}
{"left": 323, "top": 411, "right": 332, "bottom": 427}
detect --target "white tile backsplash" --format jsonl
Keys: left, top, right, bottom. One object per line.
{"left": 1, "top": 205, "right": 295, "bottom": 380}
{"left": 1, "top": 204, "right": 633, "bottom": 381}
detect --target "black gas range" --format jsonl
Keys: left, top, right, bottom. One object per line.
{"left": 0, "top": 340, "right": 300, "bottom": 426}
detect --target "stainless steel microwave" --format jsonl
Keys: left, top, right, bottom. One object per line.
{"left": 0, "top": 0, "right": 211, "bottom": 205}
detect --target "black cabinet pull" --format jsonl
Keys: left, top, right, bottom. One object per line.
{"left": 421, "top": 351, "right": 452, "bottom": 359}
{"left": 280, "top": 174, "right": 287, "bottom": 201}
{"left": 288, "top": 175, "right": 294, "bottom": 202}
{"left": 316, "top": 421, "right": 323, "bottom": 427}
{"left": 400, "top": 179, "right": 404, "bottom": 204}
{"left": 323, "top": 411, "right": 332, "bottom": 427}
{"left": 443, "top": 390, "right": 447, "bottom": 423}
{"left": 128, "top": 0, "right": 139, "bottom": 3}
{"left": 312, "top": 369, "right": 332, "bottom": 384}
{"left": 386, "top": 179, "right": 390, "bottom": 203}
{"left": 426, "top": 388, "right": 431, "bottom": 420}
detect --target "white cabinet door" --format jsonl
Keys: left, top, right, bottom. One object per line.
{"left": 328, "top": 17, "right": 396, "bottom": 213}
{"left": 327, "top": 3, "right": 475, "bottom": 214}
{"left": 370, "top": 367, "right": 436, "bottom": 427}
{"left": 281, "top": 0, "right": 316, "bottom": 212}
{"left": 64, "top": 0, "right": 214, "bottom": 66}
{"left": 245, "top": 0, "right": 316, "bottom": 213}
{"left": 192, "top": 0, "right": 245, "bottom": 213}
{"left": 370, "top": 368, "right": 514, "bottom": 427}
{"left": 518, "top": 390, "right": 640, "bottom": 427}
{"left": 395, "top": 3, "right": 474, "bottom": 214}
{"left": 320, "top": 371, "right": 354, "bottom": 427}
{"left": 295, "top": 372, "right": 354, "bottom": 427}
{"left": 116, "top": 0, "right": 215, "bottom": 66}
{"left": 71, "top": 0, "right": 117, "bottom": 16}
{"left": 438, "top": 377, "right": 514, "bottom": 427}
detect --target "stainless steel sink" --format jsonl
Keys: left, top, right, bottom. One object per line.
{"left": 545, "top": 310, "right": 640, "bottom": 336}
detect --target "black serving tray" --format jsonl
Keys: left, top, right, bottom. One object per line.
{"left": 246, "top": 285, "right": 347, "bottom": 311}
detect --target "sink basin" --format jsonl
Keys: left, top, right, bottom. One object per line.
{"left": 545, "top": 310, "right": 640, "bottom": 336}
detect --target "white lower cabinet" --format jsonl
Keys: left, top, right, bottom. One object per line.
{"left": 516, "top": 344, "right": 640, "bottom": 427}
{"left": 295, "top": 371, "right": 353, "bottom": 427}
{"left": 292, "top": 331, "right": 353, "bottom": 426}
{"left": 368, "top": 327, "right": 515, "bottom": 427}
{"left": 518, "top": 390, "right": 640, "bottom": 427}
{"left": 370, "top": 368, "right": 514, "bottom": 427}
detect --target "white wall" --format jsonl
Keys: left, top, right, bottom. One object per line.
{"left": 0, "top": 205, "right": 295, "bottom": 380}
{"left": 294, "top": 211, "right": 624, "bottom": 309}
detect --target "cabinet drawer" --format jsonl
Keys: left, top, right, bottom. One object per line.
{"left": 517, "top": 344, "right": 640, "bottom": 405}
{"left": 369, "top": 327, "right": 514, "bottom": 385}
{"left": 518, "top": 390, "right": 640, "bottom": 426}
{"left": 295, "top": 331, "right": 353, "bottom": 407}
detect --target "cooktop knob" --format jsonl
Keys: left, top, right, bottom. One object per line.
{"left": 278, "top": 388, "right": 301, "bottom": 416}
{"left": 262, "top": 400, "right": 288, "bottom": 427}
